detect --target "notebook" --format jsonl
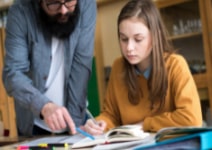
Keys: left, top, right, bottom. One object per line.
{"left": 72, "top": 124, "right": 150, "bottom": 149}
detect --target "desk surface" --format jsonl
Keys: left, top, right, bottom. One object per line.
{"left": 0, "top": 134, "right": 155, "bottom": 150}
{"left": 0, "top": 130, "right": 207, "bottom": 150}
{"left": 0, "top": 135, "right": 85, "bottom": 150}
{"left": 0, "top": 136, "right": 52, "bottom": 150}
{"left": 0, "top": 136, "right": 20, "bottom": 146}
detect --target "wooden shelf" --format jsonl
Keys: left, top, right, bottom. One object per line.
{"left": 96, "top": 0, "right": 116, "bottom": 6}
{"left": 169, "top": 32, "right": 202, "bottom": 40}
{"left": 193, "top": 73, "right": 209, "bottom": 100}
{"left": 193, "top": 73, "right": 207, "bottom": 89}
{"left": 96, "top": 0, "right": 193, "bottom": 6}
{"left": 154, "top": 0, "right": 192, "bottom": 8}
{"left": 97, "top": 0, "right": 192, "bottom": 7}
{"left": 0, "top": 0, "right": 13, "bottom": 11}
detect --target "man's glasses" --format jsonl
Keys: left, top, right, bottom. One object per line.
{"left": 45, "top": 0, "right": 77, "bottom": 11}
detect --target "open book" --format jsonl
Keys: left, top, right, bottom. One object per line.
{"left": 73, "top": 126, "right": 212, "bottom": 149}
{"left": 72, "top": 125, "right": 150, "bottom": 149}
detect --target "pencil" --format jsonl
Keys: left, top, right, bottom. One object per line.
{"left": 76, "top": 127, "right": 95, "bottom": 140}
{"left": 86, "top": 109, "right": 98, "bottom": 124}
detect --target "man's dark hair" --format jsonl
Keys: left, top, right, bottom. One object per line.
{"left": 39, "top": 3, "right": 80, "bottom": 39}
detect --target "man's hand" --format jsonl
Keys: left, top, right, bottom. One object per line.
{"left": 41, "top": 102, "right": 76, "bottom": 134}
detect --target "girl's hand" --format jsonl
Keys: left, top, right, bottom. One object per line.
{"left": 83, "top": 119, "right": 106, "bottom": 135}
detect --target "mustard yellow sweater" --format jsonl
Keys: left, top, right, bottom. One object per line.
{"left": 96, "top": 54, "right": 202, "bottom": 132}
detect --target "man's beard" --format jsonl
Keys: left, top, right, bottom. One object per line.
{"left": 39, "top": 5, "right": 79, "bottom": 39}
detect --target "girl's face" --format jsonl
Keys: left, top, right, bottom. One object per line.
{"left": 119, "top": 18, "right": 152, "bottom": 72}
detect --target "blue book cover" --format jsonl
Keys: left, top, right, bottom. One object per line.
{"left": 134, "top": 130, "right": 212, "bottom": 150}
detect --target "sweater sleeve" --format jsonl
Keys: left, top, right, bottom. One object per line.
{"left": 95, "top": 59, "right": 123, "bottom": 131}
{"left": 143, "top": 55, "right": 202, "bottom": 132}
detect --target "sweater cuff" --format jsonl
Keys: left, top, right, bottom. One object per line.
{"left": 143, "top": 117, "right": 152, "bottom": 131}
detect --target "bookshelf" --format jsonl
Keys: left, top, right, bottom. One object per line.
{"left": 157, "top": 0, "right": 212, "bottom": 111}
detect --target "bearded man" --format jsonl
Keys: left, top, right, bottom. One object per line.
{"left": 2, "top": 0, "right": 96, "bottom": 136}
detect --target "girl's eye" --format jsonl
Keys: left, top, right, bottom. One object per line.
{"left": 120, "top": 38, "right": 128, "bottom": 42}
{"left": 135, "top": 39, "right": 142, "bottom": 42}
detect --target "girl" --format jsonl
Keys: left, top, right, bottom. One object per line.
{"left": 84, "top": 0, "right": 202, "bottom": 135}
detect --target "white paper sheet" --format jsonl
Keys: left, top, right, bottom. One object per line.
{"left": 15, "top": 133, "right": 85, "bottom": 147}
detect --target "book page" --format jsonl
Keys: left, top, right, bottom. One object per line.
{"left": 105, "top": 124, "right": 149, "bottom": 143}
{"left": 107, "top": 131, "right": 150, "bottom": 143}
{"left": 93, "top": 133, "right": 156, "bottom": 150}
{"left": 72, "top": 135, "right": 106, "bottom": 149}
{"left": 60, "top": 134, "right": 86, "bottom": 144}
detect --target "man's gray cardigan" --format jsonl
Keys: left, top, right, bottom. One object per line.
{"left": 2, "top": 0, "right": 97, "bottom": 136}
